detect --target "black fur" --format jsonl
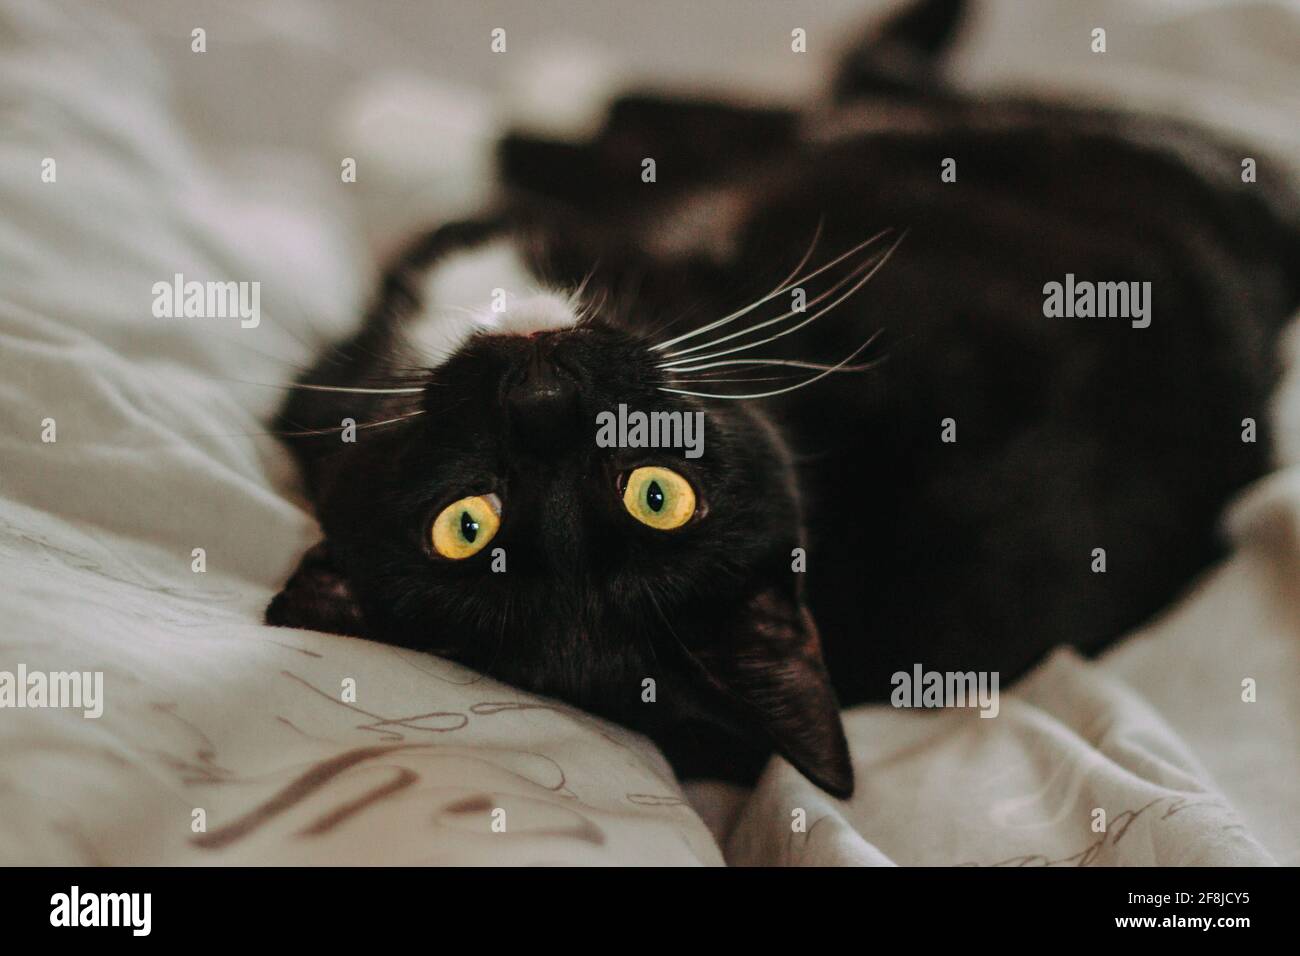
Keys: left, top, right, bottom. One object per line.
{"left": 267, "top": 0, "right": 1300, "bottom": 796}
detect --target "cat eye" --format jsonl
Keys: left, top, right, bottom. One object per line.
{"left": 430, "top": 493, "right": 502, "bottom": 560}
{"left": 621, "top": 466, "right": 697, "bottom": 531}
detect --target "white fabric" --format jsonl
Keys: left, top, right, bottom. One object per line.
{"left": 0, "top": 0, "right": 717, "bottom": 866}
{"left": 1, "top": 0, "right": 1296, "bottom": 866}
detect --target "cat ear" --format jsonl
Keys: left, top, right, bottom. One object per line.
{"left": 265, "top": 542, "right": 366, "bottom": 637}
{"left": 689, "top": 587, "right": 854, "bottom": 799}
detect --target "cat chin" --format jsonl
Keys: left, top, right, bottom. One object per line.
{"left": 406, "top": 236, "right": 579, "bottom": 368}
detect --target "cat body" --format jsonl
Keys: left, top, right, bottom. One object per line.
{"left": 267, "top": 0, "right": 1300, "bottom": 795}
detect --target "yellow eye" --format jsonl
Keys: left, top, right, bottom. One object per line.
{"left": 622, "top": 466, "right": 697, "bottom": 531}
{"left": 431, "top": 493, "right": 501, "bottom": 559}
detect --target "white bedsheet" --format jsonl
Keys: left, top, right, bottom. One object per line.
{"left": 0, "top": 0, "right": 1295, "bottom": 866}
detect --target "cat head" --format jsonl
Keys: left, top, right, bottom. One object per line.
{"left": 268, "top": 230, "right": 855, "bottom": 797}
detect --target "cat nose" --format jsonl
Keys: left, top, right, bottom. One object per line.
{"left": 504, "top": 340, "right": 581, "bottom": 452}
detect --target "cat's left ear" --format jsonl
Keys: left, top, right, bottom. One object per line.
{"left": 689, "top": 585, "right": 854, "bottom": 799}
{"left": 265, "top": 541, "right": 366, "bottom": 637}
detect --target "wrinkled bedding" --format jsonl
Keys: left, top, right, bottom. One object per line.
{"left": 0, "top": 0, "right": 1296, "bottom": 866}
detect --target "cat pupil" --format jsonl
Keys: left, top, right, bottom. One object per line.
{"left": 646, "top": 480, "right": 665, "bottom": 512}
{"left": 460, "top": 511, "right": 479, "bottom": 543}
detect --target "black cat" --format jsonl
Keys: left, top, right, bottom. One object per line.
{"left": 266, "top": 0, "right": 1300, "bottom": 797}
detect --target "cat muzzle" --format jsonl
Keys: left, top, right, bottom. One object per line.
{"left": 504, "top": 339, "right": 582, "bottom": 453}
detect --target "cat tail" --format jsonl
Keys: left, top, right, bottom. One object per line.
{"left": 831, "top": 0, "right": 968, "bottom": 100}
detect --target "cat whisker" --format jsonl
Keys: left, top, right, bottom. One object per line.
{"left": 649, "top": 225, "right": 889, "bottom": 353}
{"left": 571, "top": 263, "right": 599, "bottom": 304}
{"left": 656, "top": 335, "right": 883, "bottom": 400}
{"left": 228, "top": 380, "right": 428, "bottom": 395}
{"left": 574, "top": 285, "right": 610, "bottom": 326}
{"left": 679, "top": 217, "right": 825, "bottom": 342}
{"left": 658, "top": 247, "right": 882, "bottom": 364}
{"left": 662, "top": 335, "right": 886, "bottom": 374}
{"left": 655, "top": 259, "right": 877, "bottom": 371}
{"left": 273, "top": 410, "right": 426, "bottom": 437}
{"left": 659, "top": 230, "right": 905, "bottom": 368}
{"left": 773, "top": 217, "right": 824, "bottom": 296}
{"left": 667, "top": 374, "right": 809, "bottom": 384}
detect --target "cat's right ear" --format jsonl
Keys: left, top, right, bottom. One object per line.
{"left": 265, "top": 542, "right": 366, "bottom": 637}
{"left": 683, "top": 585, "right": 854, "bottom": 799}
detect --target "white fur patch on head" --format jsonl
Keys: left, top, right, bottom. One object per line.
{"left": 407, "top": 237, "right": 579, "bottom": 366}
